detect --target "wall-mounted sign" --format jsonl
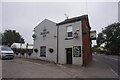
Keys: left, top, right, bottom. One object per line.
{"left": 40, "top": 27, "right": 50, "bottom": 38}
{"left": 73, "top": 46, "right": 81, "bottom": 57}
{"left": 90, "top": 30, "right": 96, "bottom": 40}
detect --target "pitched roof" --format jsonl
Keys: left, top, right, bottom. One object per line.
{"left": 56, "top": 15, "right": 89, "bottom": 26}
{"left": 34, "top": 19, "right": 56, "bottom": 29}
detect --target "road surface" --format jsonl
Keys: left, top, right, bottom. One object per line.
{"left": 93, "top": 54, "right": 120, "bottom": 77}
{"left": 2, "top": 58, "right": 83, "bottom": 78}
{"left": 1, "top": 55, "right": 119, "bottom": 78}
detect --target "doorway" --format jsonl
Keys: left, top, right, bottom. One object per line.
{"left": 66, "top": 48, "right": 72, "bottom": 64}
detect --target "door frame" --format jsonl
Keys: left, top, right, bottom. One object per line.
{"left": 66, "top": 48, "right": 73, "bottom": 64}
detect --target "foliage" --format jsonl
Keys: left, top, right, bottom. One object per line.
{"left": 92, "top": 45, "right": 101, "bottom": 54}
{"left": 96, "top": 33, "right": 105, "bottom": 47}
{"left": 2, "top": 30, "right": 25, "bottom": 46}
{"left": 97, "top": 23, "right": 120, "bottom": 55}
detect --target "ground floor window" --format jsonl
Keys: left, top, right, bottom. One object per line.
{"left": 73, "top": 46, "right": 81, "bottom": 57}
{"left": 40, "top": 46, "right": 46, "bottom": 57}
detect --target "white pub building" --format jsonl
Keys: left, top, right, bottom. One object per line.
{"left": 32, "top": 15, "right": 96, "bottom": 66}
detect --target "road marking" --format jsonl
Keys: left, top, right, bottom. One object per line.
{"left": 103, "top": 56, "right": 120, "bottom": 61}
{"left": 107, "top": 57, "right": 118, "bottom": 61}
{"left": 109, "top": 66, "right": 119, "bottom": 77}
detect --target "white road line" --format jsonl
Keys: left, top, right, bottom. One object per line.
{"left": 109, "top": 66, "right": 119, "bottom": 77}
{"left": 108, "top": 57, "right": 118, "bottom": 61}
{"left": 103, "top": 56, "right": 120, "bottom": 61}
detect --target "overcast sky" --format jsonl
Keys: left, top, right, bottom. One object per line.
{"left": 1, "top": 1, "right": 119, "bottom": 45}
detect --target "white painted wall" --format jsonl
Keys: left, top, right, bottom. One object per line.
{"left": 58, "top": 21, "right": 83, "bottom": 65}
{"left": 33, "top": 19, "right": 83, "bottom": 65}
{"left": 0, "top": 60, "right": 2, "bottom": 79}
{"left": 33, "top": 19, "right": 57, "bottom": 63}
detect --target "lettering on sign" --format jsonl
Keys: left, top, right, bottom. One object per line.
{"left": 40, "top": 28, "right": 50, "bottom": 38}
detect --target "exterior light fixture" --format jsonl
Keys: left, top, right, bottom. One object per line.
{"left": 74, "top": 32, "right": 78, "bottom": 38}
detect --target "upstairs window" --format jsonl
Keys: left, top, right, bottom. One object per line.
{"left": 67, "top": 26, "right": 73, "bottom": 37}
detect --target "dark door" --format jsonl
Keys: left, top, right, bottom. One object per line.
{"left": 66, "top": 48, "right": 72, "bottom": 64}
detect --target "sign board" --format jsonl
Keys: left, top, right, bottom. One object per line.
{"left": 73, "top": 46, "right": 81, "bottom": 57}
{"left": 90, "top": 30, "right": 96, "bottom": 40}
{"left": 40, "top": 28, "right": 50, "bottom": 38}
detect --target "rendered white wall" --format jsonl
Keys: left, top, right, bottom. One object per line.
{"left": 58, "top": 21, "right": 83, "bottom": 65}
{"left": 33, "top": 19, "right": 57, "bottom": 63}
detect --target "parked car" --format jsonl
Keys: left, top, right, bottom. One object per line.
{"left": 0, "top": 45, "right": 14, "bottom": 60}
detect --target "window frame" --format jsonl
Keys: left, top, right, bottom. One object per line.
{"left": 66, "top": 25, "right": 73, "bottom": 38}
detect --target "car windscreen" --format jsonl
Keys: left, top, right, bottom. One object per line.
{"left": 1, "top": 46, "right": 12, "bottom": 51}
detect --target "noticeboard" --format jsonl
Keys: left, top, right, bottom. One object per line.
{"left": 73, "top": 46, "right": 81, "bottom": 57}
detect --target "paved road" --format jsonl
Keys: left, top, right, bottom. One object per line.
{"left": 93, "top": 54, "right": 120, "bottom": 77}
{"left": 2, "top": 58, "right": 83, "bottom": 78}
{"left": 1, "top": 56, "right": 119, "bottom": 78}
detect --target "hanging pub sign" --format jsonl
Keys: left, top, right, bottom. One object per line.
{"left": 90, "top": 30, "right": 96, "bottom": 40}
{"left": 73, "top": 46, "right": 81, "bottom": 57}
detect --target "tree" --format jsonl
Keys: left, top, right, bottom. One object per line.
{"left": 92, "top": 45, "right": 100, "bottom": 53}
{"left": 2, "top": 30, "right": 25, "bottom": 46}
{"left": 96, "top": 33, "right": 105, "bottom": 47}
{"left": 97, "top": 22, "right": 120, "bottom": 55}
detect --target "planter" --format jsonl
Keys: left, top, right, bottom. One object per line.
{"left": 34, "top": 49, "right": 38, "bottom": 53}
{"left": 48, "top": 48, "right": 54, "bottom": 53}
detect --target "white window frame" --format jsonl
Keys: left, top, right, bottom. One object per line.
{"left": 66, "top": 26, "right": 73, "bottom": 38}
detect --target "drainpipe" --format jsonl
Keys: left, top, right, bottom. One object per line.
{"left": 56, "top": 25, "right": 59, "bottom": 64}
